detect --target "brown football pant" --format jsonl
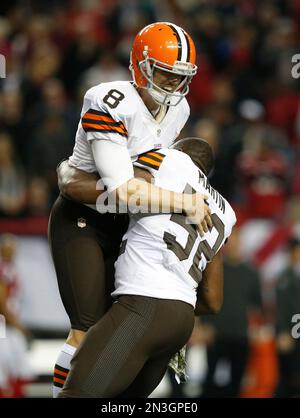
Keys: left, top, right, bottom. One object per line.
{"left": 59, "top": 295, "right": 194, "bottom": 398}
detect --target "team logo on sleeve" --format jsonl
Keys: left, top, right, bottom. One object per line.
{"left": 77, "top": 218, "right": 87, "bottom": 228}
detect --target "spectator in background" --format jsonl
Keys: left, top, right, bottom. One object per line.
{"left": 41, "top": 79, "right": 67, "bottom": 114}
{"left": 275, "top": 238, "right": 300, "bottom": 398}
{"left": 214, "top": 98, "right": 292, "bottom": 212}
{"left": 40, "top": 79, "right": 79, "bottom": 138}
{"left": 0, "top": 234, "right": 33, "bottom": 397}
{"left": 0, "top": 91, "right": 27, "bottom": 164}
{"left": 26, "top": 78, "right": 78, "bottom": 163}
{"left": 28, "top": 110, "right": 73, "bottom": 203}
{"left": 238, "top": 135, "right": 291, "bottom": 219}
{"left": 258, "top": 16, "right": 299, "bottom": 145}
{"left": 0, "top": 234, "right": 26, "bottom": 336}
{"left": 0, "top": 132, "right": 26, "bottom": 217}
{"left": 80, "top": 51, "right": 129, "bottom": 91}
{"left": 60, "top": 12, "right": 103, "bottom": 97}
{"left": 203, "top": 77, "right": 236, "bottom": 130}
{"left": 25, "top": 177, "right": 50, "bottom": 217}
{"left": 192, "top": 118, "right": 236, "bottom": 202}
{"left": 193, "top": 118, "right": 219, "bottom": 156}
{"left": 21, "top": 15, "right": 62, "bottom": 110}
{"left": 242, "top": 100, "right": 295, "bottom": 159}
{"left": 0, "top": 17, "right": 11, "bottom": 70}
{"left": 265, "top": 81, "right": 300, "bottom": 147}
{"left": 201, "top": 228, "right": 263, "bottom": 398}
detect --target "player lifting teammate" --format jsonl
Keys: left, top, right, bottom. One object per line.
{"left": 48, "top": 22, "right": 211, "bottom": 397}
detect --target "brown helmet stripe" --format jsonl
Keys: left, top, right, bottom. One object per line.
{"left": 183, "top": 32, "right": 191, "bottom": 63}
{"left": 167, "top": 24, "right": 182, "bottom": 61}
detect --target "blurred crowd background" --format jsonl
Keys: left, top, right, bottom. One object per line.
{"left": 0, "top": 0, "right": 300, "bottom": 398}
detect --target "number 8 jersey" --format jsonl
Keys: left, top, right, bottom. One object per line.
{"left": 69, "top": 81, "right": 190, "bottom": 174}
{"left": 112, "top": 148, "right": 237, "bottom": 308}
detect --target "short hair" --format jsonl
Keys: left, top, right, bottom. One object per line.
{"left": 172, "top": 137, "right": 214, "bottom": 175}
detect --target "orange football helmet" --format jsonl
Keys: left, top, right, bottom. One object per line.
{"left": 130, "top": 22, "right": 197, "bottom": 106}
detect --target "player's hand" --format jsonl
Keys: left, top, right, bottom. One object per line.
{"left": 198, "top": 203, "right": 212, "bottom": 237}
{"left": 183, "top": 193, "right": 212, "bottom": 235}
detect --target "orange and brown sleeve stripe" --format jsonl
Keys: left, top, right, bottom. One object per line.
{"left": 82, "top": 109, "right": 128, "bottom": 138}
{"left": 137, "top": 150, "right": 166, "bottom": 170}
{"left": 53, "top": 364, "right": 69, "bottom": 388}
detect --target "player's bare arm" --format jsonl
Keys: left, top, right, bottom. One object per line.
{"left": 117, "top": 176, "right": 209, "bottom": 225}
{"left": 57, "top": 160, "right": 211, "bottom": 233}
{"left": 57, "top": 161, "right": 100, "bottom": 204}
{"left": 194, "top": 250, "right": 224, "bottom": 315}
{"left": 57, "top": 161, "right": 152, "bottom": 200}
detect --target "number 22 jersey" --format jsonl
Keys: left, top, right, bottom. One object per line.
{"left": 112, "top": 148, "right": 237, "bottom": 308}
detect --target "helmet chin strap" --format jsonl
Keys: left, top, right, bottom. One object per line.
{"left": 147, "top": 87, "right": 171, "bottom": 106}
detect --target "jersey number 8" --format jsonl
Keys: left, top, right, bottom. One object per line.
{"left": 103, "top": 89, "right": 125, "bottom": 109}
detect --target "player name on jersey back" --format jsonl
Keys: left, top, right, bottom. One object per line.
{"left": 113, "top": 149, "right": 236, "bottom": 307}
{"left": 198, "top": 171, "right": 226, "bottom": 214}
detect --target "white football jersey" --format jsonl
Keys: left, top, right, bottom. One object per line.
{"left": 112, "top": 148, "right": 237, "bottom": 308}
{"left": 69, "top": 81, "right": 190, "bottom": 173}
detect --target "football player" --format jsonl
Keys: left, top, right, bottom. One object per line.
{"left": 57, "top": 138, "right": 236, "bottom": 398}
{"left": 48, "top": 22, "right": 211, "bottom": 397}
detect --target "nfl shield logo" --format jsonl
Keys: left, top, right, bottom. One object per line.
{"left": 77, "top": 217, "right": 86, "bottom": 228}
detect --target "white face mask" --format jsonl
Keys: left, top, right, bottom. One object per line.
{"left": 135, "top": 51, "right": 197, "bottom": 107}
{"left": 147, "top": 87, "right": 171, "bottom": 106}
